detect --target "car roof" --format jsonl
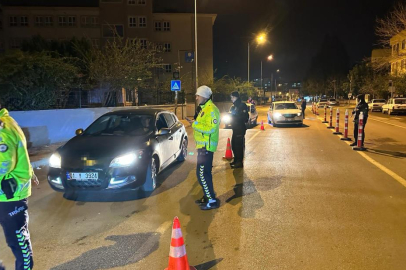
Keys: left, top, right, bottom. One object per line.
{"left": 104, "top": 108, "right": 171, "bottom": 116}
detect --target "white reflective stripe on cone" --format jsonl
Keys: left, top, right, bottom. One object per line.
{"left": 169, "top": 245, "right": 187, "bottom": 258}
{"left": 171, "top": 228, "right": 183, "bottom": 239}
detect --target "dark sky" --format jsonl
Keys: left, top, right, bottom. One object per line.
{"left": 155, "top": 0, "right": 396, "bottom": 82}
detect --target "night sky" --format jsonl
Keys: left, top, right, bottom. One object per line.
{"left": 154, "top": 0, "right": 397, "bottom": 82}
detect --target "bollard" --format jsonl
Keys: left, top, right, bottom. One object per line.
{"left": 312, "top": 102, "right": 315, "bottom": 114}
{"left": 333, "top": 108, "right": 342, "bottom": 135}
{"left": 316, "top": 103, "right": 319, "bottom": 115}
{"left": 327, "top": 106, "right": 334, "bottom": 129}
{"left": 341, "top": 109, "right": 352, "bottom": 141}
{"left": 353, "top": 112, "right": 366, "bottom": 151}
{"left": 322, "top": 105, "right": 328, "bottom": 123}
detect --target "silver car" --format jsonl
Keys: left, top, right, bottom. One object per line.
{"left": 267, "top": 101, "right": 303, "bottom": 127}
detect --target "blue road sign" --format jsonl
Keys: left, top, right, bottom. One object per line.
{"left": 171, "top": 80, "right": 181, "bottom": 92}
{"left": 185, "top": 52, "right": 194, "bottom": 63}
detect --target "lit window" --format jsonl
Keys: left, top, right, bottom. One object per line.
{"left": 9, "top": 16, "right": 18, "bottom": 27}
{"left": 20, "top": 16, "right": 29, "bottom": 27}
{"left": 139, "top": 17, "right": 147, "bottom": 28}
{"left": 155, "top": 21, "right": 161, "bottom": 31}
{"left": 164, "top": 43, "right": 171, "bottom": 53}
{"left": 163, "top": 21, "right": 170, "bottom": 31}
{"left": 129, "top": 17, "right": 137, "bottom": 28}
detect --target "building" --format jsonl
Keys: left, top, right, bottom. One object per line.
{"left": 389, "top": 30, "right": 406, "bottom": 76}
{"left": 0, "top": 0, "right": 216, "bottom": 105}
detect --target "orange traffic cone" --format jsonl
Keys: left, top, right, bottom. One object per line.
{"left": 222, "top": 138, "right": 233, "bottom": 160}
{"left": 165, "top": 217, "right": 196, "bottom": 270}
{"left": 260, "top": 120, "right": 265, "bottom": 130}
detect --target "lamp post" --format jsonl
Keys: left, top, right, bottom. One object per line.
{"left": 261, "top": 54, "right": 273, "bottom": 98}
{"left": 248, "top": 33, "right": 267, "bottom": 83}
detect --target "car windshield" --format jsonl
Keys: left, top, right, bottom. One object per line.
{"left": 320, "top": 99, "right": 328, "bottom": 102}
{"left": 329, "top": 99, "right": 336, "bottom": 101}
{"left": 373, "top": 99, "right": 386, "bottom": 103}
{"left": 275, "top": 103, "right": 298, "bottom": 110}
{"left": 84, "top": 114, "right": 153, "bottom": 136}
{"left": 395, "top": 99, "right": 406, "bottom": 104}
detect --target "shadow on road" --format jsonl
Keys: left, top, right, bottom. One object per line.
{"left": 366, "top": 148, "right": 406, "bottom": 159}
{"left": 51, "top": 233, "right": 160, "bottom": 270}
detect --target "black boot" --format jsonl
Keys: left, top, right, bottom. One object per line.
{"left": 231, "top": 162, "right": 243, "bottom": 168}
{"left": 195, "top": 196, "right": 207, "bottom": 205}
{"left": 350, "top": 142, "right": 357, "bottom": 146}
{"left": 199, "top": 198, "right": 220, "bottom": 210}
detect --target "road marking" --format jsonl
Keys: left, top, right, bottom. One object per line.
{"left": 247, "top": 131, "right": 261, "bottom": 144}
{"left": 368, "top": 117, "right": 406, "bottom": 129}
{"left": 157, "top": 220, "right": 172, "bottom": 234}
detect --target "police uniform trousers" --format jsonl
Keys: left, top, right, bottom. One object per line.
{"left": 196, "top": 149, "right": 216, "bottom": 200}
{"left": 0, "top": 199, "right": 33, "bottom": 270}
{"left": 231, "top": 133, "right": 245, "bottom": 163}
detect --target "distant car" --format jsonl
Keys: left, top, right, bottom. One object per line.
{"left": 47, "top": 109, "right": 188, "bottom": 195}
{"left": 327, "top": 98, "right": 339, "bottom": 106}
{"left": 317, "top": 98, "right": 328, "bottom": 108}
{"left": 222, "top": 103, "right": 258, "bottom": 128}
{"left": 382, "top": 98, "right": 406, "bottom": 115}
{"left": 267, "top": 101, "right": 303, "bottom": 127}
{"left": 368, "top": 99, "right": 386, "bottom": 112}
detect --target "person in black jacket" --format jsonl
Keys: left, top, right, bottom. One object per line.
{"left": 229, "top": 91, "right": 249, "bottom": 168}
{"left": 350, "top": 94, "right": 369, "bottom": 147}
{"left": 301, "top": 98, "right": 307, "bottom": 119}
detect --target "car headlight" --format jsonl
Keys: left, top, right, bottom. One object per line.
{"left": 274, "top": 112, "right": 282, "bottom": 118}
{"left": 222, "top": 115, "right": 231, "bottom": 124}
{"left": 49, "top": 153, "right": 61, "bottom": 168}
{"left": 110, "top": 152, "right": 141, "bottom": 168}
{"left": 297, "top": 112, "right": 302, "bottom": 116}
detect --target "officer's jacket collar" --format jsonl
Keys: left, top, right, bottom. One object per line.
{"left": 0, "top": 108, "right": 9, "bottom": 118}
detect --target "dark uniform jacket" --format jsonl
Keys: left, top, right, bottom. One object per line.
{"left": 353, "top": 102, "right": 369, "bottom": 121}
{"left": 230, "top": 98, "right": 249, "bottom": 135}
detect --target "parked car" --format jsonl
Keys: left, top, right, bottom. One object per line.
{"left": 317, "top": 98, "right": 328, "bottom": 108}
{"left": 382, "top": 98, "right": 406, "bottom": 115}
{"left": 267, "top": 101, "right": 303, "bottom": 127}
{"left": 222, "top": 103, "right": 258, "bottom": 128}
{"left": 327, "top": 98, "right": 339, "bottom": 106}
{"left": 368, "top": 99, "right": 386, "bottom": 112}
{"left": 47, "top": 109, "right": 188, "bottom": 195}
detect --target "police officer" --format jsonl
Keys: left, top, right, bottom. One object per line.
{"left": 186, "top": 86, "right": 221, "bottom": 210}
{"left": 229, "top": 91, "right": 249, "bottom": 169}
{"left": 0, "top": 103, "right": 37, "bottom": 270}
{"left": 350, "top": 94, "right": 369, "bottom": 147}
{"left": 301, "top": 98, "right": 307, "bottom": 119}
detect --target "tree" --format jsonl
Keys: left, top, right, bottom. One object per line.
{"left": 0, "top": 50, "right": 79, "bottom": 110}
{"left": 77, "top": 36, "right": 163, "bottom": 106}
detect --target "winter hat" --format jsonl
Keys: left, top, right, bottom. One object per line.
{"left": 230, "top": 91, "right": 240, "bottom": 98}
{"left": 195, "top": 85, "right": 212, "bottom": 99}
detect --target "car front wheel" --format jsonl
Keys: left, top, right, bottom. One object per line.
{"left": 177, "top": 138, "right": 188, "bottom": 162}
{"left": 142, "top": 157, "right": 157, "bottom": 192}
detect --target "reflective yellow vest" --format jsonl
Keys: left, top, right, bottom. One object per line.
{"left": 192, "top": 99, "right": 220, "bottom": 152}
{"left": 0, "top": 109, "right": 33, "bottom": 202}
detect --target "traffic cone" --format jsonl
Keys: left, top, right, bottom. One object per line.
{"left": 222, "top": 138, "right": 233, "bottom": 160}
{"left": 260, "top": 120, "right": 265, "bottom": 130}
{"left": 165, "top": 217, "right": 196, "bottom": 270}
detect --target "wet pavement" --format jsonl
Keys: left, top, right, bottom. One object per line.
{"left": 1, "top": 106, "right": 406, "bottom": 269}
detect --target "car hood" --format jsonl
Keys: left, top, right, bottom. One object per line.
{"left": 59, "top": 134, "right": 150, "bottom": 161}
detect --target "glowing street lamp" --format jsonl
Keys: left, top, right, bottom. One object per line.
{"left": 248, "top": 32, "right": 268, "bottom": 82}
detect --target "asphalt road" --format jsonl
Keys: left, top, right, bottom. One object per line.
{"left": 1, "top": 105, "right": 406, "bottom": 270}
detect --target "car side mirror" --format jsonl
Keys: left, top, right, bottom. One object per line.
{"left": 157, "top": 128, "right": 171, "bottom": 135}
{"left": 76, "top": 129, "right": 84, "bottom": 136}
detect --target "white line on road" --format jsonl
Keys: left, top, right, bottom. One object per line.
{"left": 246, "top": 131, "right": 262, "bottom": 144}
{"left": 368, "top": 117, "right": 406, "bottom": 129}
{"left": 319, "top": 116, "right": 406, "bottom": 189}
{"left": 157, "top": 220, "right": 172, "bottom": 234}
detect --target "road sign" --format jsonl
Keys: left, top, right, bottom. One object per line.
{"left": 171, "top": 80, "right": 181, "bottom": 92}
{"left": 389, "top": 86, "right": 396, "bottom": 93}
{"left": 185, "top": 52, "right": 194, "bottom": 63}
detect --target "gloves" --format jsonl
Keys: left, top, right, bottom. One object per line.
{"left": 1, "top": 178, "right": 17, "bottom": 200}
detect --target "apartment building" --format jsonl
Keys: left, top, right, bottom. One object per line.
{"left": 0, "top": 0, "right": 216, "bottom": 104}
{"left": 390, "top": 30, "right": 406, "bottom": 76}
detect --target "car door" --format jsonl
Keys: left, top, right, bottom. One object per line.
{"left": 155, "top": 113, "right": 173, "bottom": 165}
{"left": 163, "top": 112, "right": 179, "bottom": 157}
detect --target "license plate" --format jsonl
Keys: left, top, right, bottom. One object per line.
{"left": 68, "top": 172, "right": 98, "bottom": 181}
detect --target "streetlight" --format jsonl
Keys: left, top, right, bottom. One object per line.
{"left": 248, "top": 32, "right": 267, "bottom": 83}
{"left": 261, "top": 54, "right": 273, "bottom": 98}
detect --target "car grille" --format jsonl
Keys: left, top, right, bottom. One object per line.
{"left": 283, "top": 114, "right": 296, "bottom": 118}
{"left": 68, "top": 179, "right": 104, "bottom": 188}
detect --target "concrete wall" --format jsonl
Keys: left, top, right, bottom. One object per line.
{"left": 9, "top": 102, "right": 231, "bottom": 148}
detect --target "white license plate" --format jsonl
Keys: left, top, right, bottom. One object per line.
{"left": 69, "top": 172, "right": 98, "bottom": 181}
